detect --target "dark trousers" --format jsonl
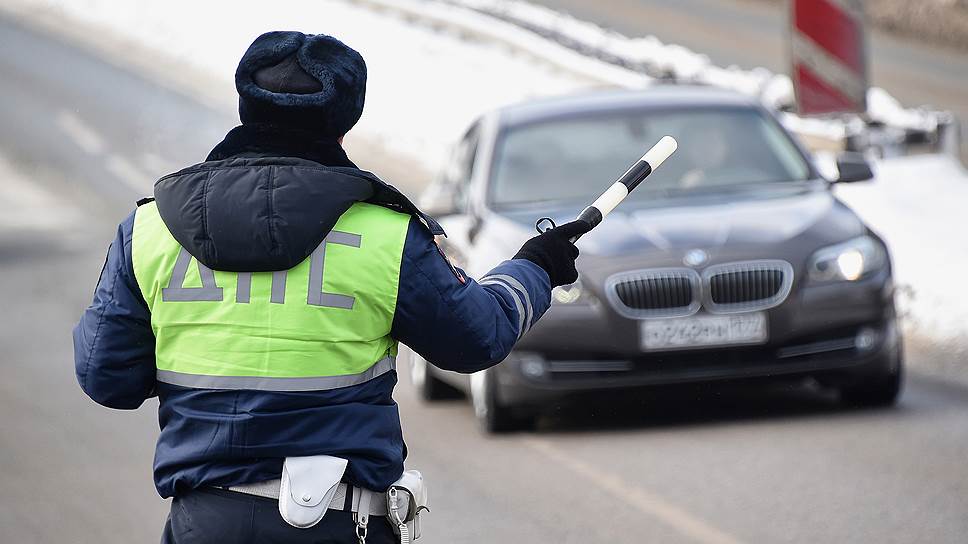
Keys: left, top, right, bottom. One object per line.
{"left": 162, "top": 487, "right": 396, "bottom": 544}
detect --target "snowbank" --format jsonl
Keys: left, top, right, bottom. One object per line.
{"left": 836, "top": 155, "right": 968, "bottom": 341}
{"left": 445, "top": 0, "right": 945, "bottom": 137}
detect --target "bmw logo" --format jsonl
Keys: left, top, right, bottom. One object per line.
{"left": 683, "top": 249, "right": 708, "bottom": 267}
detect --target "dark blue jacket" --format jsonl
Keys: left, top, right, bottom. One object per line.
{"left": 73, "top": 128, "right": 552, "bottom": 498}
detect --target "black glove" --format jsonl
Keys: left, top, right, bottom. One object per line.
{"left": 513, "top": 220, "right": 592, "bottom": 287}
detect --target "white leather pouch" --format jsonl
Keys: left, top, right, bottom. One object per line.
{"left": 278, "top": 455, "right": 348, "bottom": 529}
{"left": 387, "top": 470, "right": 429, "bottom": 540}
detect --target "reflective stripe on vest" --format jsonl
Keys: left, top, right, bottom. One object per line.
{"left": 131, "top": 201, "right": 410, "bottom": 391}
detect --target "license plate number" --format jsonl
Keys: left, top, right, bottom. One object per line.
{"left": 640, "top": 313, "right": 768, "bottom": 351}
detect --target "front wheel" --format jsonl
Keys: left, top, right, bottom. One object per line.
{"left": 839, "top": 351, "right": 904, "bottom": 407}
{"left": 470, "top": 368, "right": 534, "bottom": 433}
{"left": 410, "top": 355, "right": 461, "bottom": 401}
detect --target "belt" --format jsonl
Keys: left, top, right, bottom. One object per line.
{"left": 222, "top": 479, "right": 387, "bottom": 516}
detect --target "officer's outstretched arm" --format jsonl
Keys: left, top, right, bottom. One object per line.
{"left": 392, "top": 218, "right": 587, "bottom": 373}
{"left": 73, "top": 212, "right": 156, "bottom": 409}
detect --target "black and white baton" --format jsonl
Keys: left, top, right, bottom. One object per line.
{"left": 536, "top": 135, "right": 678, "bottom": 240}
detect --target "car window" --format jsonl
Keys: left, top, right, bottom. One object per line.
{"left": 442, "top": 123, "right": 480, "bottom": 212}
{"left": 489, "top": 107, "right": 811, "bottom": 208}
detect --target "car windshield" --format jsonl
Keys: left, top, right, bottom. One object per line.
{"left": 490, "top": 107, "right": 812, "bottom": 208}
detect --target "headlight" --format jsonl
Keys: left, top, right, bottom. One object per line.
{"left": 552, "top": 278, "right": 589, "bottom": 304}
{"left": 808, "top": 236, "right": 886, "bottom": 282}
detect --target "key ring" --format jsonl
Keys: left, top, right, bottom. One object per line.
{"left": 535, "top": 217, "right": 556, "bottom": 234}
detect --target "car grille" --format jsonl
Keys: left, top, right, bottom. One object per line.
{"left": 703, "top": 261, "right": 794, "bottom": 312}
{"left": 606, "top": 269, "right": 701, "bottom": 318}
{"left": 709, "top": 269, "right": 783, "bottom": 304}
{"left": 605, "top": 261, "right": 794, "bottom": 319}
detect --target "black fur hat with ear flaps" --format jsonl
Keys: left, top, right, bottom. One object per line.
{"left": 235, "top": 30, "right": 367, "bottom": 138}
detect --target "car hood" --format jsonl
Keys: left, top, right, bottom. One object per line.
{"left": 489, "top": 184, "right": 866, "bottom": 263}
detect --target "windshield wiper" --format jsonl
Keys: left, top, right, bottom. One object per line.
{"left": 494, "top": 197, "right": 587, "bottom": 210}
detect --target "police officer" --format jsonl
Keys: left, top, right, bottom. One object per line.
{"left": 74, "top": 31, "right": 589, "bottom": 543}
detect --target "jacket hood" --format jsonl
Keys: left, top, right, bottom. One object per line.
{"left": 153, "top": 125, "right": 442, "bottom": 272}
{"left": 154, "top": 155, "right": 442, "bottom": 272}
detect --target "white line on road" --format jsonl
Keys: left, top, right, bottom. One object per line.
{"left": 0, "top": 152, "right": 80, "bottom": 232}
{"left": 106, "top": 154, "right": 153, "bottom": 194}
{"left": 55, "top": 109, "right": 154, "bottom": 194}
{"left": 55, "top": 110, "right": 105, "bottom": 155}
{"left": 523, "top": 438, "right": 747, "bottom": 544}
{"left": 141, "top": 151, "right": 177, "bottom": 176}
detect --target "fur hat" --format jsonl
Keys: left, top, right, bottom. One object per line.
{"left": 235, "top": 31, "right": 367, "bottom": 138}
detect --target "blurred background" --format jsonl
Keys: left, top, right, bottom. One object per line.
{"left": 1, "top": 0, "right": 966, "bottom": 542}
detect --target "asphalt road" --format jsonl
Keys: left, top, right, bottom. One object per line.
{"left": 2, "top": 12, "right": 968, "bottom": 544}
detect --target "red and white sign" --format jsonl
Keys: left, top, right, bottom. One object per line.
{"left": 791, "top": 0, "right": 868, "bottom": 115}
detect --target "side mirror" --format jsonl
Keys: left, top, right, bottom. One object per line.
{"left": 834, "top": 153, "right": 874, "bottom": 183}
{"left": 419, "top": 180, "right": 460, "bottom": 217}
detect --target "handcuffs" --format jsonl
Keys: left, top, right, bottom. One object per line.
{"left": 278, "top": 455, "right": 428, "bottom": 544}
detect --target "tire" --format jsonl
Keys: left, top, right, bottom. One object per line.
{"left": 410, "top": 355, "right": 461, "bottom": 401}
{"left": 839, "top": 350, "right": 904, "bottom": 407}
{"left": 470, "top": 368, "right": 534, "bottom": 433}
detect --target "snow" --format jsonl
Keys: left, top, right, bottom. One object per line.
{"left": 447, "top": 0, "right": 944, "bottom": 135}
{"left": 7, "top": 0, "right": 968, "bottom": 346}
{"left": 8, "top": 0, "right": 594, "bottom": 173}
{"left": 835, "top": 155, "right": 968, "bottom": 341}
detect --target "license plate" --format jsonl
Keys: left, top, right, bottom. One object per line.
{"left": 640, "top": 312, "right": 768, "bottom": 351}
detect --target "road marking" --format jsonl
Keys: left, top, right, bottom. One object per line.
{"left": 106, "top": 154, "right": 153, "bottom": 194}
{"left": 523, "top": 438, "right": 746, "bottom": 544}
{"left": 55, "top": 110, "right": 154, "bottom": 194}
{"left": 141, "top": 151, "right": 177, "bottom": 176}
{"left": 55, "top": 110, "right": 105, "bottom": 155}
{"left": 0, "top": 152, "right": 80, "bottom": 232}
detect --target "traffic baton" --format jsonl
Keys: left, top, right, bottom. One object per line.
{"left": 536, "top": 136, "right": 678, "bottom": 241}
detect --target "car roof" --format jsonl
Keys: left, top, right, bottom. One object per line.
{"left": 495, "top": 85, "right": 762, "bottom": 128}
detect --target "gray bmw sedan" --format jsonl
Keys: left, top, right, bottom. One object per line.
{"left": 409, "top": 86, "right": 902, "bottom": 432}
